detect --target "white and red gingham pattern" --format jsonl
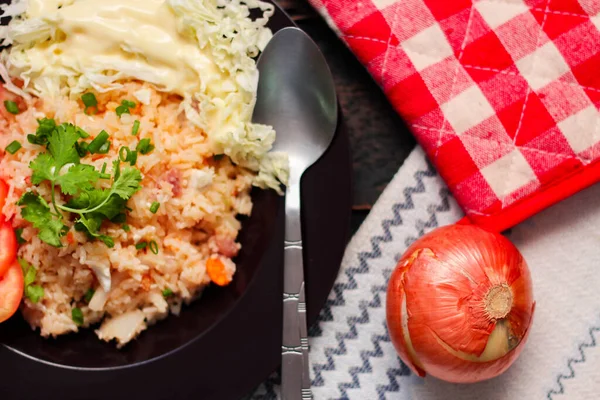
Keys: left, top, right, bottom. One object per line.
{"left": 308, "top": 0, "right": 600, "bottom": 229}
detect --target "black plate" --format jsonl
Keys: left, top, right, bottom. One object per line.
{"left": 0, "top": 3, "right": 352, "bottom": 399}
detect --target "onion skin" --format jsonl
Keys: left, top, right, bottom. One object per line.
{"left": 386, "top": 224, "right": 535, "bottom": 383}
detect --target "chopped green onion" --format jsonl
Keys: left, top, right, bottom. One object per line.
{"left": 128, "top": 150, "right": 138, "bottom": 166}
{"left": 76, "top": 127, "right": 90, "bottom": 138}
{"left": 162, "top": 288, "right": 173, "bottom": 298}
{"left": 84, "top": 289, "right": 95, "bottom": 303}
{"left": 113, "top": 159, "right": 121, "bottom": 181}
{"left": 72, "top": 307, "right": 84, "bottom": 326}
{"left": 136, "top": 138, "right": 154, "bottom": 155}
{"left": 101, "top": 162, "right": 107, "bottom": 174}
{"left": 132, "top": 120, "right": 140, "bottom": 136}
{"left": 15, "top": 228, "right": 26, "bottom": 244}
{"left": 149, "top": 240, "right": 159, "bottom": 254}
{"left": 99, "top": 173, "right": 111, "bottom": 180}
{"left": 97, "top": 141, "right": 110, "bottom": 154}
{"left": 81, "top": 93, "right": 97, "bottom": 108}
{"left": 116, "top": 100, "right": 136, "bottom": 117}
{"left": 75, "top": 141, "right": 88, "bottom": 157}
{"left": 26, "top": 285, "right": 44, "bottom": 303}
{"left": 18, "top": 257, "right": 29, "bottom": 274}
{"left": 135, "top": 241, "right": 148, "bottom": 250}
{"left": 5, "top": 140, "right": 22, "bottom": 155}
{"left": 4, "top": 100, "right": 19, "bottom": 114}
{"left": 149, "top": 202, "right": 160, "bottom": 214}
{"left": 122, "top": 224, "right": 131, "bottom": 232}
{"left": 88, "top": 130, "right": 109, "bottom": 153}
{"left": 119, "top": 146, "right": 130, "bottom": 162}
{"left": 23, "top": 263, "right": 36, "bottom": 287}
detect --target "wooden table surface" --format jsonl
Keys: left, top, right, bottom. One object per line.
{"left": 276, "top": 0, "right": 417, "bottom": 233}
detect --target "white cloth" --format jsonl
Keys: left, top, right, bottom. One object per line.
{"left": 252, "top": 146, "right": 600, "bottom": 399}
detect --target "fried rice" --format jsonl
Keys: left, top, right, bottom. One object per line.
{"left": 0, "top": 82, "right": 255, "bottom": 346}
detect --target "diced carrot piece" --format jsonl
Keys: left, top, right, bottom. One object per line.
{"left": 141, "top": 273, "right": 152, "bottom": 291}
{"left": 66, "top": 231, "right": 75, "bottom": 244}
{"left": 206, "top": 257, "right": 232, "bottom": 287}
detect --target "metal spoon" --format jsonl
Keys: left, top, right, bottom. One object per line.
{"left": 253, "top": 27, "right": 338, "bottom": 400}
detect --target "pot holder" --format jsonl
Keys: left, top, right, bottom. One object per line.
{"left": 308, "top": 0, "right": 600, "bottom": 232}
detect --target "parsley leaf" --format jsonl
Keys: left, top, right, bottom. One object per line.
{"left": 18, "top": 192, "right": 67, "bottom": 247}
{"left": 21, "top": 119, "right": 143, "bottom": 248}
{"left": 112, "top": 166, "right": 143, "bottom": 200}
{"left": 27, "top": 118, "right": 56, "bottom": 145}
{"left": 55, "top": 164, "right": 100, "bottom": 195}
{"left": 48, "top": 123, "right": 80, "bottom": 169}
{"left": 78, "top": 214, "right": 115, "bottom": 248}
{"left": 30, "top": 153, "right": 55, "bottom": 184}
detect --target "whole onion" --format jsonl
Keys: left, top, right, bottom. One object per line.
{"left": 386, "top": 224, "right": 535, "bottom": 383}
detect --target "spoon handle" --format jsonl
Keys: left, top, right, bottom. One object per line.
{"left": 281, "top": 179, "right": 312, "bottom": 400}
{"left": 299, "top": 282, "right": 313, "bottom": 399}
{"left": 282, "top": 239, "right": 304, "bottom": 400}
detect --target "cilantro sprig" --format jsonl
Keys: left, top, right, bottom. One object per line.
{"left": 18, "top": 258, "right": 44, "bottom": 303}
{"left": 18, "top": 120, "right": 143, "bottom": 248}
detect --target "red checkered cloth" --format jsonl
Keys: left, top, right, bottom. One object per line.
{"left": 308, "top": 0, "right": 600, "bottom": 232}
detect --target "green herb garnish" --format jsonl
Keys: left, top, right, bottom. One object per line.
{"left": 81, "top": 93, "right": 98, "bottom": 115}
{"left": 27, "top": 118, "right": 56, "bottom": 145}
{"left": 149, "top": 240, "right": 159, "bottom": 254}
{"left": 149, "top": 202, "right": 160, "bottom": 214}
{"left": 122, "top": 224, "right": 130, "bottom": 232}
{"left": 4, "top": 100, "right": 19, "bottom": 114}
{"left": 84, "top": 288, "right": 95, "bottom": 303}
{"left": 136, "top": 138, "right": 154, "bottom": 155}
{"left": 18, "top": 120, "right": 143, "bottom": 248}
{"left": 116, "top": 100, "right": 136, "bottom": 117}
{"left": 15, "top": 228, "right": 26, "bottom": 244}
{"left": 162, "top": 288, "right": 173, "bottom": 298}
{"left": 5, "top": 140, "right": 22, "bottom": 155}
{"left": 97, "top": 141, "right": 110, "bottom": 154}
{"left": 132, "top": 120, "right": 140, "bottom": 136}
{"left": 72, "top": 307, "right": 84, "bottom": 326}
{"left": 87, "top": 130, "right": 109, "bottom": 154}
{"left": 135, "top": 241, "right": 148, "bottom": 250}
{"left": 18, "top": 258, "right": 44, "bottom": 303}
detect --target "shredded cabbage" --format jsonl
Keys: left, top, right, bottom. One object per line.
{"left": 0, "top": 0, "right": 288, "bottom": 191}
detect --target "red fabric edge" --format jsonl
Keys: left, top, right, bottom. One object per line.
{"left": 457, "top": 159, "right": 600, "bottom": 233}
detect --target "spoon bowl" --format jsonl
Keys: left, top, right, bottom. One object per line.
{"left": 253, "top": 27, "right": 338, "bottom": 175}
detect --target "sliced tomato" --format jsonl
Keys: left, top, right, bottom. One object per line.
{"left": 0, "top": 178, "right": 7, "bottom": 214}
{"left": 0, "top": 219, "right": 17, "bottom": 277}
{"left": 0, "top": 261, "right": 24, "bottom": 323}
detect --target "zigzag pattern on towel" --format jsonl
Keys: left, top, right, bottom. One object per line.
{"left": 333, "top": 193, "right": 452, "bottom": 397}
{"left": 309, "top": 162, "right": 456, "bottom": 399}
{"left": 547, "top": 324, "right": 600, "bottom": 400}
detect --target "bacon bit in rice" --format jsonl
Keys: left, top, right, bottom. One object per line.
{"left": 66, "top": 231, "right": 75, "bottom": 244}
{"left": 216, "top": 236, "right": 239, "bottom": 258}
{"left": 25, "top": 176, "right": 31, "bottom": 185}
{"left": 141, "top": 274, "right": 152, "bottom": 291}
{"left": 206, "top": 258, "right": 232, "bottom": 286}
{"left": 164, "top": 168, "right": 183, "bottom": 197}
